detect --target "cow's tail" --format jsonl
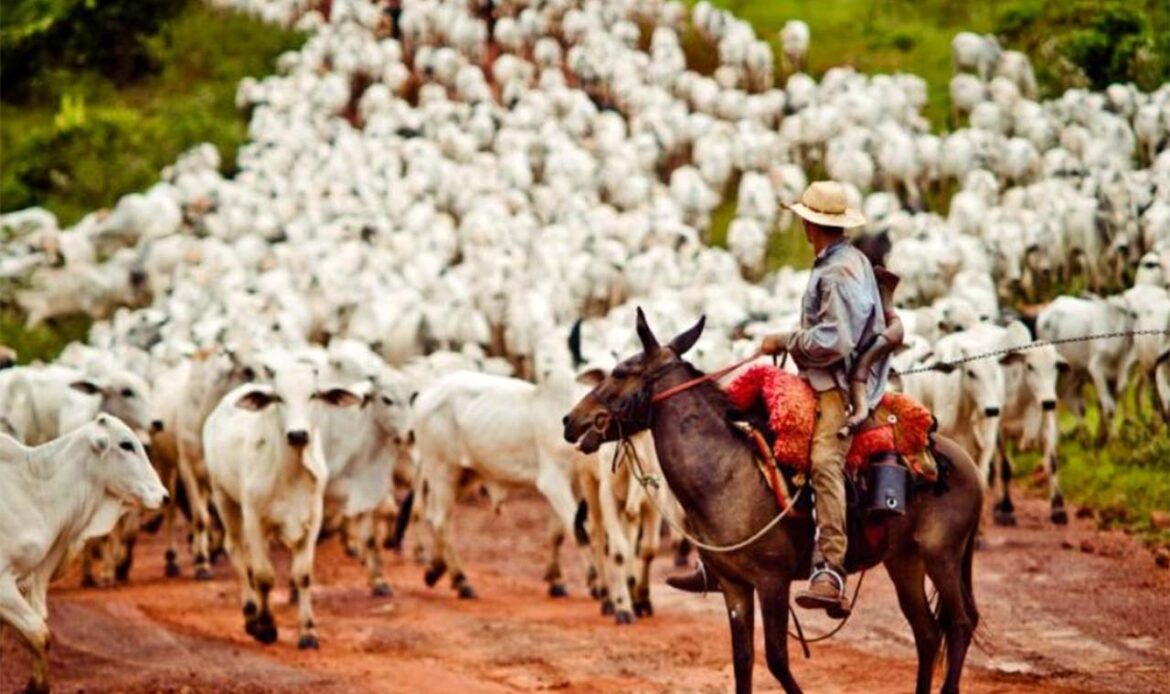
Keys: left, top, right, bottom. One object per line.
{"left": 389, "top": 489, "right": 415, "bottom": 550}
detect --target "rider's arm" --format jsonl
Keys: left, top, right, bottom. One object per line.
{"left": 786, "top": 274, "right": 856, "bottom": 369}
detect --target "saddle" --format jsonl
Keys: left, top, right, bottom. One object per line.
{"left": 724, "top": 365, "right": 937, "bottom": 481}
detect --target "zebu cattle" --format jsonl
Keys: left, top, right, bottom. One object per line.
{"left": 1037, "top": 295, "right": 1136, "bottom": 442}
{"left": 1, "top": 416, "right": 166, "bottom": 694}
{"left": 203, "top": 351, "right": 363, "bottom": 649}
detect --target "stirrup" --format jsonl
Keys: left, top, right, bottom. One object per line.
{"left": 807, "top": 566, "right": 846, "bottom": 594}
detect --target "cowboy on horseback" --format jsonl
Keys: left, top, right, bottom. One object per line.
{"left": 671, "top": 181, "right": 890, "bottom": 618}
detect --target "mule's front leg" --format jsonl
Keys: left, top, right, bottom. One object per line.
{"left": 721, "top": 578, "right": 756, "bottom": 694}
{"left": 760, "top": 581, "right": 803, "bottom": 694}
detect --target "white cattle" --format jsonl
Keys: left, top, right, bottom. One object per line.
{"left": 952, "top": 32, "right": 1001, "bottom": 80}
{"left": 779, "top": 20, "right": 809, "bottom": 72}
{"left": 203, "top": 352, "right": 363, "bottom": 649}
{"left": 1120, "top": 286, "right": 1170, "bottom": 424}
{"left": 409, "top": 362, "right": 591, "bottom": 600}
{"left": 1036, "top": 295, "right": 1136, "bottom": 441}
{"left": 1, "top": 416, "right": 166, "bottom": 694}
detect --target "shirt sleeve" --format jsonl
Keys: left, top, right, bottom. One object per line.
{"left": 786, "top": 273, "right": 856, "bottom": 369}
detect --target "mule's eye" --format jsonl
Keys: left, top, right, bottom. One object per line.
{"left": 119, "top": 441, "right": 135, "bottom": 452}
{"left": 121, "top": 388, "right": 134, "bottom": 398}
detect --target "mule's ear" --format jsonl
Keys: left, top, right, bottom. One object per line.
{"left": 635, "top": 307, "right": 659, "bottom": 353}
{"left": 575, "top": 368, "right": 606, "bottom": 387}
{"left": 567, "top": 319, "right": 585, "bottom": 369}
{"left": 667, "top": 315, "right": 706, "bottom": 356}
{"left": 235, "top": 388, "right": 279, "bottom": 411}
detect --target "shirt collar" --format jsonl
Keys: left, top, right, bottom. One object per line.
{"left": 813, "top": 238, "right": 848, "bottom": 266}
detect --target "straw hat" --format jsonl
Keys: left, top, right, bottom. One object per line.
{"left": 788, "top": 181, "right": 866, "bottom": 229}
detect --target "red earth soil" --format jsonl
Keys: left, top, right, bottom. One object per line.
{"left": 3, "top": 491, "right": 1168, "bottom": 693}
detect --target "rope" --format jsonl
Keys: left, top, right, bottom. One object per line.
{"left": 895, "top": 328, "right": 1170, "bottom": 376}
{"left": 615, "top": 436, "right": 803, "bottom": 554}
{"left": 651, "top": 349, "right": 763, "bottom": 403}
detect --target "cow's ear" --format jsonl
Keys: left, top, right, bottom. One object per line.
{"left": 575, "top": 367, "right": 606, "bottom": 387}
{"left": 667, "top": 315, "right": 706, "bottom": 356}
{"left": 316, "top": 388, "right": 362, "bottom": 408}
{"left": 71, "top": 380, "right": 104, "bottom": 397}
{"left": 928, "top": 360, "right": 957, "bottom": 375}
{"left": 999, "top": 352, "right": 1027, "bottom": 366}
{"left": 235, "top": 388, "right": 279, "bottom": 411}
{"left": 1055, "top": 356, "right": 1071, "bottom": 373}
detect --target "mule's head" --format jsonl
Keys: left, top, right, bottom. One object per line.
{"left": 563, "top": 308, "right": 705, "bottom": 454}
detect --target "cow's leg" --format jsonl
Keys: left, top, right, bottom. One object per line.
{"left": 1041, "top": 410, "right": 1067, "bottom": 525}
{"left": 721, "top": 576, "right": 757, "bottom": 694}
{"left": 992, "top": 440, "right": 1016, "bottom": 526}
{"left": 81, "top": 538, "right": 103, "bottom": 588}
{"left": 242, "top": 505, "right": 278, "bottom": 645}
{"left": 114, "top": 510, "right": 141, "bottom": 582}
{"left": 163, "top": 467, "right": 181, "bottom": 577}
{"left": 177, "top": 445, "right": 214, "bottom": 580}
{"left": 577, "top": 472, "right": 608, "bottom": 601}
{"left": 422, "top": 465, "right": 469, "bottom": 597}
{"left": 1088, "top": 356, "right": 1118, "bottom": 444}
{"left": 214, "top": 491, "right": 259, "bottom": 637}
{"left": 543, "top": 512, "right": 569, "bottom": 598}
{"left": 534, "top": 464, "right": 582, "bottom": 599}
{"left": 0, "top": 575, "right": 51, "bottom": 694}
{"left": 290, "top": 533, "right": 320, "bottom": 650}
{"left": 597, "top": 470, "right": 635, "bottom": 623}
{"left": 633, "top": 502, "right": 662, "bottom": 618}
{"left": 356, "top": 511, "right": 392, "bottom": 597}
{"left": 759, "top": 579, "right": 803, "bottom": 694}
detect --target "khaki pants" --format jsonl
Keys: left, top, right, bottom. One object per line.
{"left": 811, "top": 388, "right": 851, "bottom": 572}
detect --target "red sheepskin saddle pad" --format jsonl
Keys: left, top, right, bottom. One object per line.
{"left": 724, "top": 365, "right": 936, "bottom": 480}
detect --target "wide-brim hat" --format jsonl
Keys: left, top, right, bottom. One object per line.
{"left": 787, "top": 180, "right": 866, "bottom": 228}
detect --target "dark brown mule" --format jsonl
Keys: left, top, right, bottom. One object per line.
{"left": 563, "top": 309, "right": 983, "bottom": 694}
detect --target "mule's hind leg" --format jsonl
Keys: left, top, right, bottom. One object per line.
{"left": 759, "top": 580, "right": 803, "bottom": 694}
{"left": 924, "top": 544, "right": 977, "bottom": 694}
{"left": 884, "top": 553, "right": 940, "bottom": 694}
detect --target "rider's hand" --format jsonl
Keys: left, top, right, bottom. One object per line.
{"left": 761, "top": 332, "right": 792, "bottom": 356}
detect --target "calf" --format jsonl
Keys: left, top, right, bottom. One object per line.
{"left": 203, "top": 353, "right": 362, "bottom": 649}
{"left": 1, "top": 415, "right": 166, "bottom": 694}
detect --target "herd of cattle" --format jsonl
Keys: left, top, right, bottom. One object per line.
{"left": 2, "top": 0, "right": 1169, "bottom": 690}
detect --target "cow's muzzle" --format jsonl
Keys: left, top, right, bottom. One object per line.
{"left": 287, "top": 430, "right": 310, "bottom": 447}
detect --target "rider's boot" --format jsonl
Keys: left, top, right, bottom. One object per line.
{"left": 795, "top": 563, "right": 851, "bottom": 619}
{"left": 665, "top": 562, "right": 721, "bottom": 593}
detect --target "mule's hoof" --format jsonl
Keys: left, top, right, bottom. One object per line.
{"left": 993, "top": 510, "right": 1017, "bottom": 527}
{"left": 297, "top": 633, "right": 320, "bottom": 650}
{"left": 194, "top": 566, "right": 214, "bottom": 581}
{"left": 1051, "top": 508, "right": 1069, "bottom": 525}
{"left": 457, "top": 584, "right": 478, "bottom": 600}
{"left": 548, "top": 583, "right": 568, "bottom": 598}
{"left": 600, "top": 599, "right": 615, "bottom": 616}
{"left": 633, "top": 599, "right": 654, "bottom": 618}
{"left": 371, "top": 582, "right": 394, "bottom": 598}
{"left": 614, "top": 610, "right": 634, "bottom": 626}
{"left": 424, "top": 562, "right": 447, "bottom": 588}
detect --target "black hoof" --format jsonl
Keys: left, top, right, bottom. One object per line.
{"left": 548, "top": 583, "right": 568, "bottom": 598}
{"left": 211, "top": 547, "right": 226, "bottom": 564}
{"left": 22, "top": 677, "right": 49, "bottom": 694}
{"left": 382, "top": 537, "right": 400, "bottom": 551}
{"left": 993, "top": 509, "right": 1017, "bottom": 527}
{"left": 115, "top": 563, "right": 132, "bottom": 583}
{"left": 345, "top": 546, "right": 360, "bottom": 559}
{"left": 424, "top": 562, "right": 447, "bottom": 588}
{"left": 81, "top": 573, "right": 98, "bottom": 589}
{"left": 600, "top": 599, "right": 615, "bottom": 616}
{"left": 371, "top": 582, "right": 394, "bottom": 598}
{"left": 194, "top": 566, "right": 214, "bottom": 581}
{"left": 1051, "top": 507, "right": 1069, "bottom": 525}
{"left": 297, "top": 633, "right": 320, "bottom": 650}
{"left": 457, "top": 584, "right": 477, "bottom": 600}
{"left": 252, "top": 614, "right": 278, "bottom": 645}
{"left": 633, "top": 599, "right": 654, "bottom": 618}
{"left": 589, "top": 585, "right": 605, "bottom": 600}
{"left": 614, "top": 610, "right": 634, "bottom": 625}
{"left": 164, "top": 560, "right": 181, "bottom": 578}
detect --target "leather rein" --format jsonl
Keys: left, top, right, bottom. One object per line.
{"left": 649, "top": 349, "right": 765, "bottom": 404}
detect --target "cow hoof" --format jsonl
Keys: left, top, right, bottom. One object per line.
{"left": 194, "top": 566, "right": 214, "bottom": 581}
{"left": 115, "top": 564, "right": 132, "bottom": 583}
{"left": 633, "top": 599, "right": 654, "bottom": 618}
{"left": 589, "top": 585, "right": 604, "bottom": 600}
{"left": 382, "top": 537, "right": 400, "bottom": 551}
{"left": 81, "top": 574, "right": 98, "bottom": 589}
{"left": 600, "top": 599, "right": 615, "bottom": 616}
{"left": 345, "top": 546, "right": 360, "bottom": 559}
{"left": 457, "top": 584, "right": 477, "bottom": 600}
{"left": 1051, "top": 508, "right": 1069, "bottom": 525}
{"left": 371, "top": 582, "right": 394, "bottom": 598}
{"left": 164, "top": 561, "right": 181, "bottom": 578}
{"left": 297, "top": 634, "right": 320, "bottom": 650}
{"left": 252, "top": 615, "right": 278, "bottom": 645}
{"left": 614, "top": 610, "right": 634, "bottom": 626}
{"left": 994, "top": 510, "right": 1017, "bottom": 527}
{"left": 548, "top": 583, "right": 568, "bottom": 598}
{"left": 423, "top": 562, "right": 447, "bottom": 588}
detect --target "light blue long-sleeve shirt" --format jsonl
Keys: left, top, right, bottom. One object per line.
{"left": 786, "top": 239, "right": 889, "bottom": 410}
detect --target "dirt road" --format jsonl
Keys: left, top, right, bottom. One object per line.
{"left": 3, "top": 492, "right": 1167, "bottom": 693}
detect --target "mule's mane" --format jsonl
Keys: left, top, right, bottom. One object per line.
{"left": 675, "top": 360, "right": 737, "bottom": 418}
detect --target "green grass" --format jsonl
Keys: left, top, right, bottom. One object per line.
{"left": 0, "top": 3, "right": 303, "bottom": 225}
{"left": 1013, "top": 399, "right": 1170, "bottom": 546}
{"left": 0, "top": 307, "right": 92, "bottom": 364}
